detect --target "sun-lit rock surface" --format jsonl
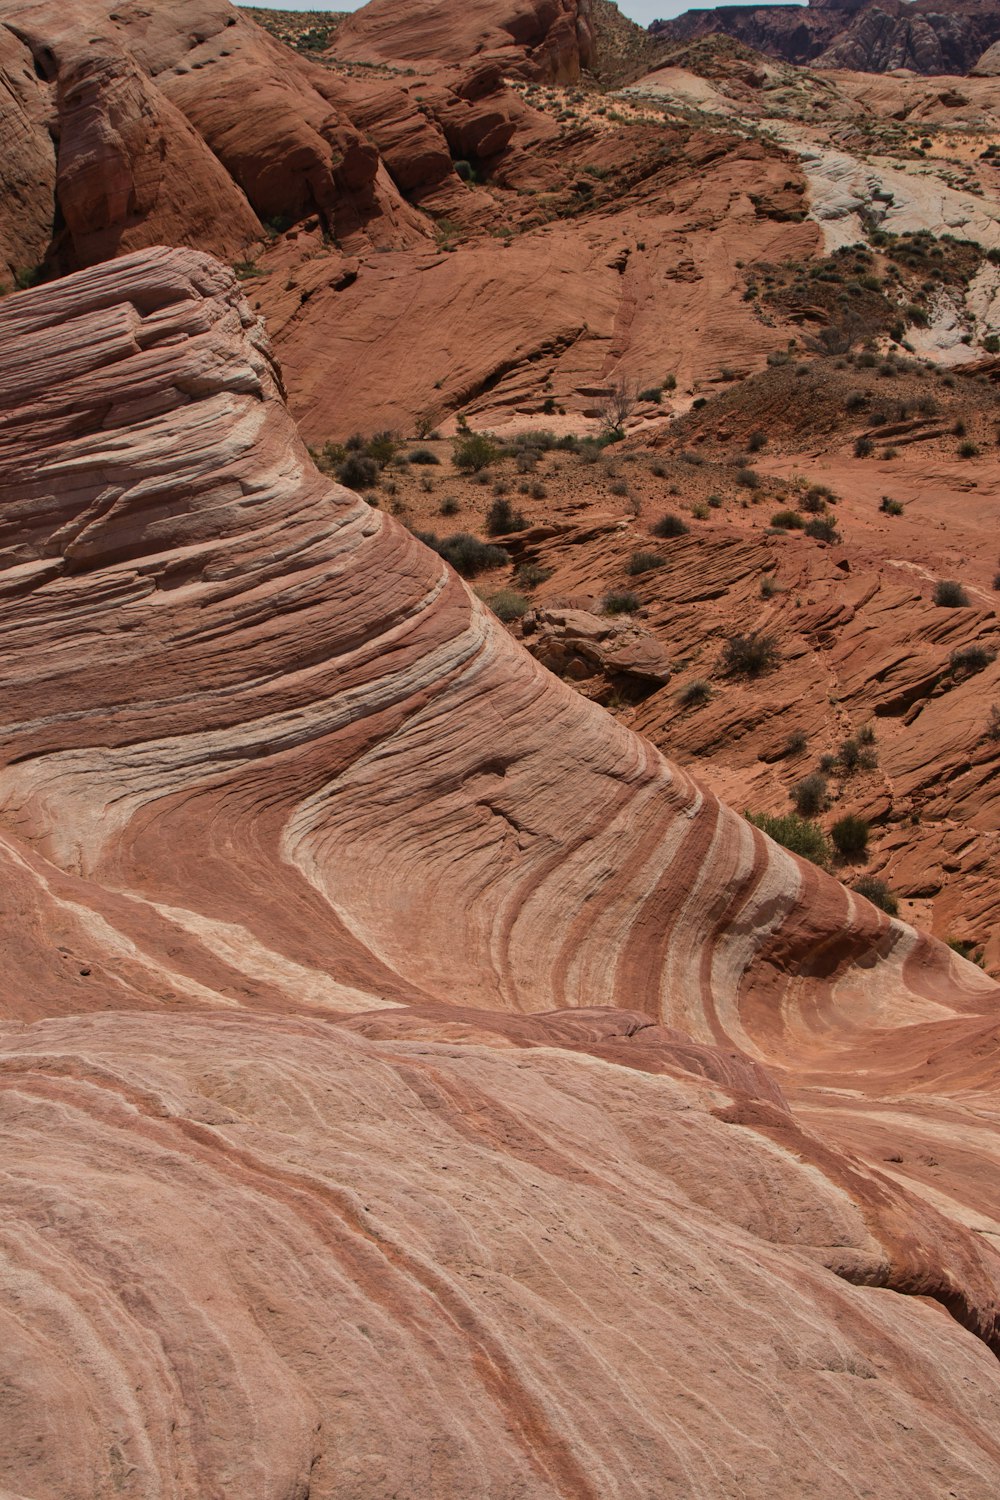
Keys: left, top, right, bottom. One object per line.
{"left": 1, "top": 245, "right": 999, "bottom": 1497}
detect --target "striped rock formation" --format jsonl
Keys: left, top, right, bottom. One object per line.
{"left": 1, "top": 247, "right": 999, "bottom": 1498}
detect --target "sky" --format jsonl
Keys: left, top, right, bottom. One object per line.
{"left": 248, "top": 0, "right": 806, "bottom": 25}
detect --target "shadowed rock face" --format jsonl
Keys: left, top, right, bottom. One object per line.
{"left": 1, "top": 247, "right": 999, "bottom": 1497}
{"left": 653, "top": 0, "right": 1000, "bottom": 76}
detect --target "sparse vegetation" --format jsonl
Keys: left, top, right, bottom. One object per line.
{"left": 453, "top": 433, "right": 499, "bottom": 473}
{"left": 602, "top": 588, "right": 641, "bottom": 616}
{"left": 650, "top": 512, "right": 689, "bottom": 539}
{"left": 626, "top": 550, "right": 665, "bottom": 575}
{"left": 747, "top": 812, "right": 831, "bottom": 870}
{"left": 933, "top": 579, "right": 970, "bottom": 608}
{"left": 830, "top": 814, "right": 870, "bottom": 860}
{"left": 486, "top": 589, "right": 531, "bottom": 622}
{"left": 721, "top": 632, "right": 779, "bottom": 678}
{"left": 416, "top": 531, "right": 509, "bottom": 577}
{"left": 486, "top": 497, "right": 528, "bottom": 535}
{"left": 950, "top": 645, "right": 995, "bottom": 677}
{"left": 791, "top": 773, "right": 827, "bottom": 817}
{"left": 853, "top": 876, "right": 899, "bottom": 916}
{"left": 678, "top": 678, "right": 712, "bottom": 708}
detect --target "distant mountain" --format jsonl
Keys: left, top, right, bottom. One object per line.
{"left": 650, "top": 0, "right": 1000, "bottom": 76}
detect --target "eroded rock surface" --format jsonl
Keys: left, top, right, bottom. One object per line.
{"left": 1, "top": 246, "right": 999, "bottom": 1498}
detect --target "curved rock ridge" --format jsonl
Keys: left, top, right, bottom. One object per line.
{"left": 327, "top": 0, "right": 595, "bottom": 82}
{"left": 0, "top": 246, "right": 989, "bottom": 1041}
{"left": 1, "top": 247, "right": 999, "bottom": 1497}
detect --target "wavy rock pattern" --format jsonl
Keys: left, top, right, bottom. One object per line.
{"left": 1, "top": 247, "right": 999, "bottom": 1497}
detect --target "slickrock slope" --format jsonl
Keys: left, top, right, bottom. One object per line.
{"left": 2, "top": 247, "right": 1000, "bottom": 1498}
{"left": 326, "top": 0, "right": 595, "bottom": 81}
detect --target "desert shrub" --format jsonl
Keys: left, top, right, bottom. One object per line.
{"left": 678, "top": 678, "right": 712, "bottom": 708}
{"left": 639, "top": 386, "right": 663, "bottom": 403}
{"left": 409, "top": 447, "right": 440, "bottom": 465}
{"left": 746, "top": 429, "right": 768, "bottom": 453}
{"left": 708, "top": 493, "right": 723, "bottom": 508}
{"left": 419, "top": 531, "right": 509, "bottom": 576}
{"left": 366, "top": 431, "right": 399, "bottom": 466}
{"left": 691, "top": 502, "right": 710, "bottom": 520}
{"left": 831, "top": 814, "right": 869, "bottom": 859}
{"left": 530, "top": 481, "right": 548, "bottom": 500}
{"left": 986, "top": 704, "right": 1000, "bottom": 740}
{"left": 805, "top": 516, "right": 841, "bottom": 543}
{"left": 453, "top": 433, "right": 499, "bottom": 472}
{"left": 602, "top": 589, "right": 641, "bottom": 615}
{"left": 760, "top": 575, "right": 779, "bottom": 599}
{"left": 626, "top": 550, "right": 665, "bottom": 575}
{"left": 486, "top": 498, "right": 527, "bottom": 535}
{"left": 792, "top": 773, "right": 827, "bottom": 816}
{"left": 514, "top": 561, "right": 552, "bottom": 590}
{"left": 853, "top": 876, "right": 899, "bottom": 916}
{"left": 721, "top": 632, "right": 779, "bottom": 678}
{"left": 857, "top": 724, "right": 877, "bottom": 746}
{"left": 784, "top": 729, "right": 808, "bottom": 756}
{"left": 950, "top": 644, "right": 995, "bottom": 676}
{"left": 854, "top": 435, "right": 874, "bottom": 458}
{"left": 486, "top": 589, "right": 531, "bottom": 622}
{"left": 933, "top": 579, "right": 970, "bottom": 607}
{"left": 439, "top": 496, "right": 460, "bottom": 516}
{"left": 771, "top": 509, "right": 804, "bottom": 529}
{"left": 880, "top": 496, "right": 904, "bottom": 515}
{"left": 747, "top": 812, "right": 831, "bottom": 870}
{"left": 958, "top": 440, "right": 980, "bottom": 459}
{"left": 610, "top": 479, "right": 629, "bottom": 496}
{"left": 650, "top": 512, "right": 689, "bottom": 538}
{"left": 801, "top": 491, "right": 827, "bottom": 514}
{"left": 336, "top": 453, "right": 379, "bottom": 489}
{"left": 736, "top": 467, "right": 760, "bottom": 489}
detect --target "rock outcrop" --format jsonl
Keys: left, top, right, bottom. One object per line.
{"left": 1, "top": 245, "right": 999, "bottom": 1498}
{"left": 327, "top": 0, "right": 596, "bottom": 82}
{"left": 653, "top": 0, "right": 1000, "bottom": 77}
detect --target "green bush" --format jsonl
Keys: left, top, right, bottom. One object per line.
{"left": 650, "top": 512, "right": 689, "bottom": 539}
{"left": 771, "top": 509, "right": 804, "bottom": 530}
{"left": 933, "top": 579, "right": 969, "bottom": 607}
{"left": 514, "top": 561, "right": 552, "bottom": 590}
{"left": 416, "top": 531, "right": 509, "bottom": 577}
{"left": 366, "top": 431, "right": 399, "bottom": 466}
{"left": 747, "top": 812, "right": 831, "bottom": 869}
{"left": 853, "top": 875, "right": 899, "bottom": 916}
{"left": 453, "top": 433, "right": 499, "bottom": 473}
{"left": 950, "top": 644, "right": 995, "bottom": 676}
{"left": 336, "top": 453, "right": 380, "bottom": 490}
{"left": 791, "top": 773, "right": 827, "bottom": 816}
{"left": 721, "top": 632, "right": 779, "bottom": 678}
{"left": 602, "top": 589, "right": 641, "bottom": 615}
{"left": 831, "top": 814, "right": 869, "bottom": 859}
{"left": 805, "top": 517, "right": 841, "bottom": 543}
{"left": 626, "top": 550, "right": 665, "bottom": 575}
{"left": 486, "top": 498, "right": 527, "bottom": 535}
{"left": 486, "top": 589, "right": 531, "bottom": 622}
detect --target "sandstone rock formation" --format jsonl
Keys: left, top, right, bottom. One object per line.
{"left": 327, "top": 0, "right": 595, "bottom": 82}
{"left": 653, "top": 0, "right": 1000, "bottom": 77}
{"left": 1, "top": 245, "right": 999, "bottom": 1498}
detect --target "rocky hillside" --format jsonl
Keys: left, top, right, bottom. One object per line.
{"left": 1, "top": 242, "right": 999, "bottom": 1500}
{"left": 652, "top": 0, "right": 1000, "bottom": 78}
